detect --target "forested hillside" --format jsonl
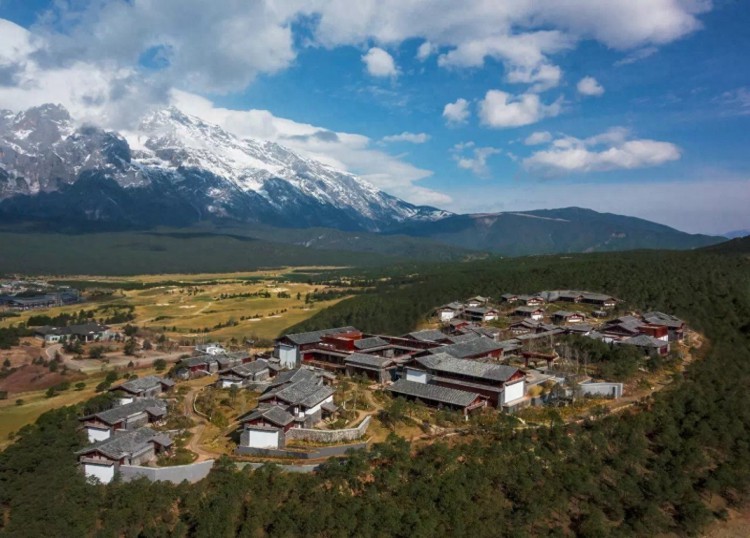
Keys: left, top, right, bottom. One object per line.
{"left": 1, "top": 248, "right": 750, "bottom": 537}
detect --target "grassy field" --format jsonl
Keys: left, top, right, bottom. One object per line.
{"left": 0, "top": 367, "right": 160, "bottom": 449}
{"left": 1, "top": 268, "right": 357, "bottom": 341}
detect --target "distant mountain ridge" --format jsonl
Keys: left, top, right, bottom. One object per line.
{"left": 0, "top": 104, "right": 725, "bottom": 258}
{"left": 388, "top": 207, "right": 723, "bottom": 255}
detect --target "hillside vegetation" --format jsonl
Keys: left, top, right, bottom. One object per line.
{"left": 1, "top": 247, "right": 749, "bottom": 536}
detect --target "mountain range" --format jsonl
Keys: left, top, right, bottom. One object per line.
{"left": 0, "top": 104, "right": 724, "bottom": 261}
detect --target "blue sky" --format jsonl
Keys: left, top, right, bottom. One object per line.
{"left": 0, "top": 0, "right": 749, "bottom": 234}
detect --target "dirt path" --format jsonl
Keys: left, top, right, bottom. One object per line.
{"left": 181, "top": 379, "right": 225, "bottom": 462}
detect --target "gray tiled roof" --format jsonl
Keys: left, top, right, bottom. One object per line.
{"left": 266, "top": 368, "right": 318, "bottom": 389}
{"left": 388, "top": 379, "right": 479, "bottom": 407}
{"left": 260, "top": 380, "right": 334, "bottom": 408}
{"left": 76, "top": 427, "right": 171, "bottom": 459}
{"left": 439, "top": 302, "right": 464, "bottom": 311}
{"left": 110, "top": 376, "right": 172, "bottom": 395}
{"left": 239, "top": 406, "right": 295, "bottom": 427}
{"left": 446, "top": 333, "right": 481, "bottom": 344}
{"left": 405, "top": 329, "right": 447, "bottom": 343}
{"left": 280, "top": 326, "right": 358, "bottom": 345}
{"left": 344, "top": 353, "right": 395, "bottom": 369}
{"left": 80, "top": 399, "right": 167, "bottom": 426}
{"left": 353, "top": 336, "right": 390, "bottom": 349}
{"left": 621, "top": 334, "right": 666, "bottom": 348}
{"left": 182, "top": 355, "right": 217, "bottom": 368}
{"left": 642, "top": 311, "right": 684, "bottom": 328}
{"left": 432, "top": 337, "right": 505, "bottom": 358}
{"left": 416, "top": 353, "right": 520, "bottom": 382}
{"left": 224, "top": 360, "right": 269, "bottom": 377}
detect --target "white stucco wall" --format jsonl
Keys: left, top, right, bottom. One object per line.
{"left": 86, "top": 427, "right": 111, "bottom": 443}
{"left": 405, "top": 368, "right": 428, "bottom": 384}
{"left": 277, "top": 344, "right": 298, "bottom": 369}
{"left": 530, "top": 313, "right": 543, "bottom": 321}
{"left": 305, "top": 394, "right": 334, "bottom": 417}
{"left": 118, "top": 397, "right": 134, "bottom": 405}
{"left": 84, "top": 463, "right": 115, "bottom": 484}
{"left": 246, "top": 429, "right": 280, "bottom": 449}
{"left": 504, "top": 380, "right": 525, "bottom": 404}
{"left": 440, "top": 310, "right": 455, "bottom": 321}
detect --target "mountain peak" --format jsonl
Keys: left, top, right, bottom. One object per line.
{"left": 0, "top": 103, "right": 447, "bottom": 231}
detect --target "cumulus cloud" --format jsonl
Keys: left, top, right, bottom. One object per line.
{"left": 452, "top": 142, "right": 500, "bottom": 178}
{"left": 307, "top": 0, "right": 709, "bottom": 91}
{"left": 478, "top": 90, "right": 562, "bottom": 128}
{"left": 443, "top": 98, "right": 471, "bottom": 125}
{"left": 171, "top": 91, "right": 450, "bottom": 206}
{"left": 523, "top": 127, "right": 681, "bottom": 174}
{"left": 577, "top": 76, "right": 605, "bottom": 97}
{"left": 382, "top": 132, "right": 430, "bottom": 143}
{"left": 416, "top": 41, "right": 434, "bottom": 61}
{"left": 524, "top": 131, "right": 553, "bottom": 145}
{"left": 361, "top": 47, "right": 398, "bottom": 77}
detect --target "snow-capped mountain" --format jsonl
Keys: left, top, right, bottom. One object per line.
{"left": 0, "top": 104, "right": 449, "bottom": 230}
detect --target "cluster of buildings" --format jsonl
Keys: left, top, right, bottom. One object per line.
{"left": 0, "top": 280, "right": 81, "bottom": 310}
{"left": 70, "top": 289, "right": 688, "bottom": 481}
{"left": 76, "top": 376, "right": 175, "bottom": 484}
{"left": 33, "top": 322, "right": 115, "bottom": 344}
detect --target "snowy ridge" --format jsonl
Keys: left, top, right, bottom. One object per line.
{"left": 0, "top": 104, "right": 450, "bottom": 231}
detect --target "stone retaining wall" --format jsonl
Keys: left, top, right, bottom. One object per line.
{"left": 285, "top": 416, "right": 371, "bottom": 443}
{"left": 236, "top": 442, "right": 368, "bottom": 460}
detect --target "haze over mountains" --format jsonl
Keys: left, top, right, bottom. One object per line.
{"left": 0, "top": 104, "right": 723, "bottom": 259}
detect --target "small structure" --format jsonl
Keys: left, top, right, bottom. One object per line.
{"left": 435, "top": 302, "right": 465, "bottom": 322}
{"left": 195, "top": 342, "right": 226, "bottom": 356}
{"left": 462, "top": 306, "right": 500, "bottom": 323}
{"left": 109, "top": 376, "right": 175, "bottom": 404}
{"left": 465, "top": 296, "right": 490, "bottom": 308}
{"left": 517, "top": 295, "right": 545, "bottom": 307}
{"left": 76, "top": 427, "right": 172, "bottom": 484}
{"left": 344, "top": 353, "right": 398, "bottom": 383}
{"left": 618, "top": 334, "right": 670, "bottom": 357}
{"left": 642, "top": 311, "right": 685, "bottom": 341}
{"left": 514, "top": 306, "right": 545, "bottom": 321}
{"left": 387, "top": 379, "right": 487, "bottom": 416}
{"left": 79, "top": 399, "right": 167, "bottom": 443}
{"left": 274, "top": 326, "right": 359, "bottom": 369}
{"left": 500, "top": 293, "right": 519, "bottom": 304}
{"left": 257, "top": 380, "right": 336, "bottom": 428}
{"left": 552, "top": 311, "right": 586, "bottom": 324}
{"left": 217, "top": 359, "right": 273, "bottom": 388}
{"left": 34, "top": 322, "right": 113, "bottom": 343}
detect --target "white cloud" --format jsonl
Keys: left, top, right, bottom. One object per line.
{"left": 306, "top": 0, "right": 709, "bottom": 91}
{"left": 715, "top": 87, "right": 750, "bottom": 116}
{"left": 614, "top": 46, "right": 658, "bottom": 66}
{"left": 506, "top": 63, "right": 563, "bottom": 93}
{"left": 361, "top": 47, "right": 398, "bottom": 77}
{"left": 523, "top": 127, "right": 681, "bottom": 174}
{"left": 524, "top": 131, "right": 553, "bottom": 145}
{"left": 171, "top": 91, "right": 450, "bottom": 206}
{"left": 382, "top": 132, "right": 430, "bottom": 144}
{"left": 577, "top": 76, "right": 605, "bottom": 97}
{"left": 452, "top": 142, "right": 500, "bottom": 178}
{"left": 478, "top": 90, "right": 562, "bottom": 128}
{"left": 443, "top": 98, "right": 470, "bottom": 125}
{"left": 416, "top": 41, "right": 434, "bottom": 61}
